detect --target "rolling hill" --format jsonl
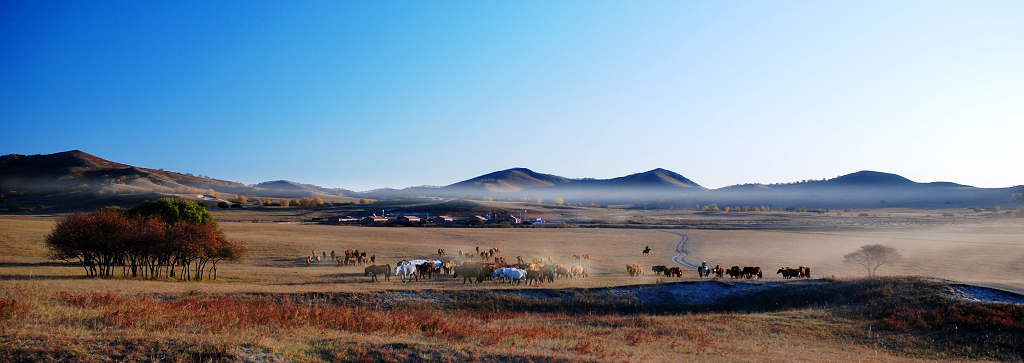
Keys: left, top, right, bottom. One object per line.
{"left": 1, "top": 150, "right": 1020, "bottom": 211}
{"left": 0, "top": 150, "right": 358, "bottom": 210}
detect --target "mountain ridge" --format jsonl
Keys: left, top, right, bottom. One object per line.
{"left": 2, "top": 150, "right": 1020, "bottom": 209}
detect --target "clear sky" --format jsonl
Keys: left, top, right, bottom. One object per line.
{"left": 2, "top": 1, "right": 1021, "bottom": 191}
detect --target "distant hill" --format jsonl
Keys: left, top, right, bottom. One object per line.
{"left": 445, "top": 168, "right": 572, "bottom": 193}
{"left": 358, "top": 167, "right": 706, "bottom": 204}
{"left": 0, "top": 150, "right": 358, "bottom": 210}
{"left": 1, "top": 150, "right": 1020, "bottom": 211}
{"left": 678, "top": 170, "right": 1019, "bottom": 209}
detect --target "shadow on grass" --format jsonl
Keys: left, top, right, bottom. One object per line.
{"left": 0, "top": 261, "right": 76, "bottom": 268}
{"left": 1, "top": 274, "right": 91, "bottom": 280}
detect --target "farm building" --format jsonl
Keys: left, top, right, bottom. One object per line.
{"left": 429, "top": 216, "right": 454, "bottom": 224}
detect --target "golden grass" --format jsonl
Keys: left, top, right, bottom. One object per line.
{"left": 2, "top": 213, "right": 1023, "bottom": 361}
{"left": 0, "top": 283, "right": 997, "bottom": 363}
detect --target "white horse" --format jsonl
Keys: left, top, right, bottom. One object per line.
{"left": 394, "top": 263, "right": 417, "bottom": 282}
{"left": 406, "top": 259, "right": 430, "bottom": 266}
{"left": 492, "top": 267, "right": 509, "bottom": 283}
{"left": 505, "top": 268, "right": 526, "bottom": 285}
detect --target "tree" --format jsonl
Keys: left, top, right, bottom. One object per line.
{"left": 48, "top": 200, "right": 243, "bottom": 280}
{"left": 129, "top": 198, "right": 215, "bottom": 226}
{"left": 843, "top": 244, "right": 902, "bottom": 277}
{"left": 552, "top": 197, "right": 564, "bottom": 206}
{"left": 6, "top": 202, "right": 21, "bottom": 212}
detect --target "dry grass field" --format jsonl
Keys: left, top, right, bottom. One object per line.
{"left": 2, "top": 211, "right": 1023, "bottom": 362}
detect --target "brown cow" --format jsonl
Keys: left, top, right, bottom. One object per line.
{"left": 713, "top": 265, "right": 725, "bottom": 278}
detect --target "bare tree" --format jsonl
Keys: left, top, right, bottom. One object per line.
{"left": 843, "top": 244, "right": 901, "bottom": 277}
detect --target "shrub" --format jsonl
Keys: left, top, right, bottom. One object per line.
{"left": 6, "top": 202, "right": 22, "bottom": 212}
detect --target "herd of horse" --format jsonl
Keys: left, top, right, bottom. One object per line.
{"left": 305, "top": 249, "right": 374, "bottom": 266}
{"left": 362, "top": 258, "right": 590, "bottom": 285}
{"left": 311, "top": 246, "right": 810, "bottom": 284}
{"left": 648, "top": 264, "right": 812, "bottom": 280}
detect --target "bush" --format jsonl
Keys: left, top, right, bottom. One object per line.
{"left": 218, "top": 201, "right": 230, "bottom": 208}
{"left": 6, "top": 202, "right": 22, "bottom": 212}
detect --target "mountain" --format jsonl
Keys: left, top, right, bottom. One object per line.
{"left": 445, "top": 168, "right": 571, "bottom": 193}
{"left": 253, "top": 180, "right": 357, "bottom": 197}
{"left": 827, "top": 170, "right": 915, "bottom": 186}
{"left": 2, "top": 150, "right": 1019, "bottom": 211}
{"left": 358, "top": 167, "right": 705, "bottom": 204}
{"left": 678, "top": 170, "right": 1019, "bottom": 209}
{"left": 0, "top": 150, "right": 358, "bottom": 209}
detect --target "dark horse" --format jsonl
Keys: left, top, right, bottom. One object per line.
{"left": 365, "top": 264, "right": 391, "bottom": 282}
{"left": 642, "top": 246, "right": 651, "bottom": 256}
{"left": 698, "top": 265, "right": 710, "bottom": 278}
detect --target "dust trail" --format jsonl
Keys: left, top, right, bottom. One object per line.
{"left": 660, "top": 231, "right": 698, "bottom": 269}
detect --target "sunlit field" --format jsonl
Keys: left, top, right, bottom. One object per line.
{"left": 2, "top": 212, "right": 1023, "bottom": 362}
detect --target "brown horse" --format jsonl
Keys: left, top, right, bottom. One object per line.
{"left": 365, "top": 264, "right": 391, "bottom": 282}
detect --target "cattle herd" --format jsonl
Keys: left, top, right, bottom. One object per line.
{"left": 304, "top": 246, "right": 810, "bottom": 284}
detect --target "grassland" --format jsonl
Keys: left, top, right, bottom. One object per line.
{"left": 1, "top": 210, "right": 1023, "bottom": 362}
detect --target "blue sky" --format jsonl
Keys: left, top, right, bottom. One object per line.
{"left": 2, "top": 1, "right": 1021, "bottom": 191}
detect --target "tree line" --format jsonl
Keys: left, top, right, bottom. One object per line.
{"left": 45, "top": 198, "right": 245, "bottom": 280}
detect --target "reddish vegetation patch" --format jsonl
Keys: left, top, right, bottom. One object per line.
{"left": 879, "top": 304, "right": 1024, "bottom": 332}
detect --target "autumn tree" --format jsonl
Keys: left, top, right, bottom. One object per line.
{"left": 843, "top": 244, "right": 902, "bottom": 277}
{"left": 552, "top": 197, "right": 564, "bottom": 206}
{"left": 47, "top": 199, "right": 242, "bottom": 280}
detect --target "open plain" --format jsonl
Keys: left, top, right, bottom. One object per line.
{"left": 2, "top": 208, "right": 1024, "bottom": 362}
